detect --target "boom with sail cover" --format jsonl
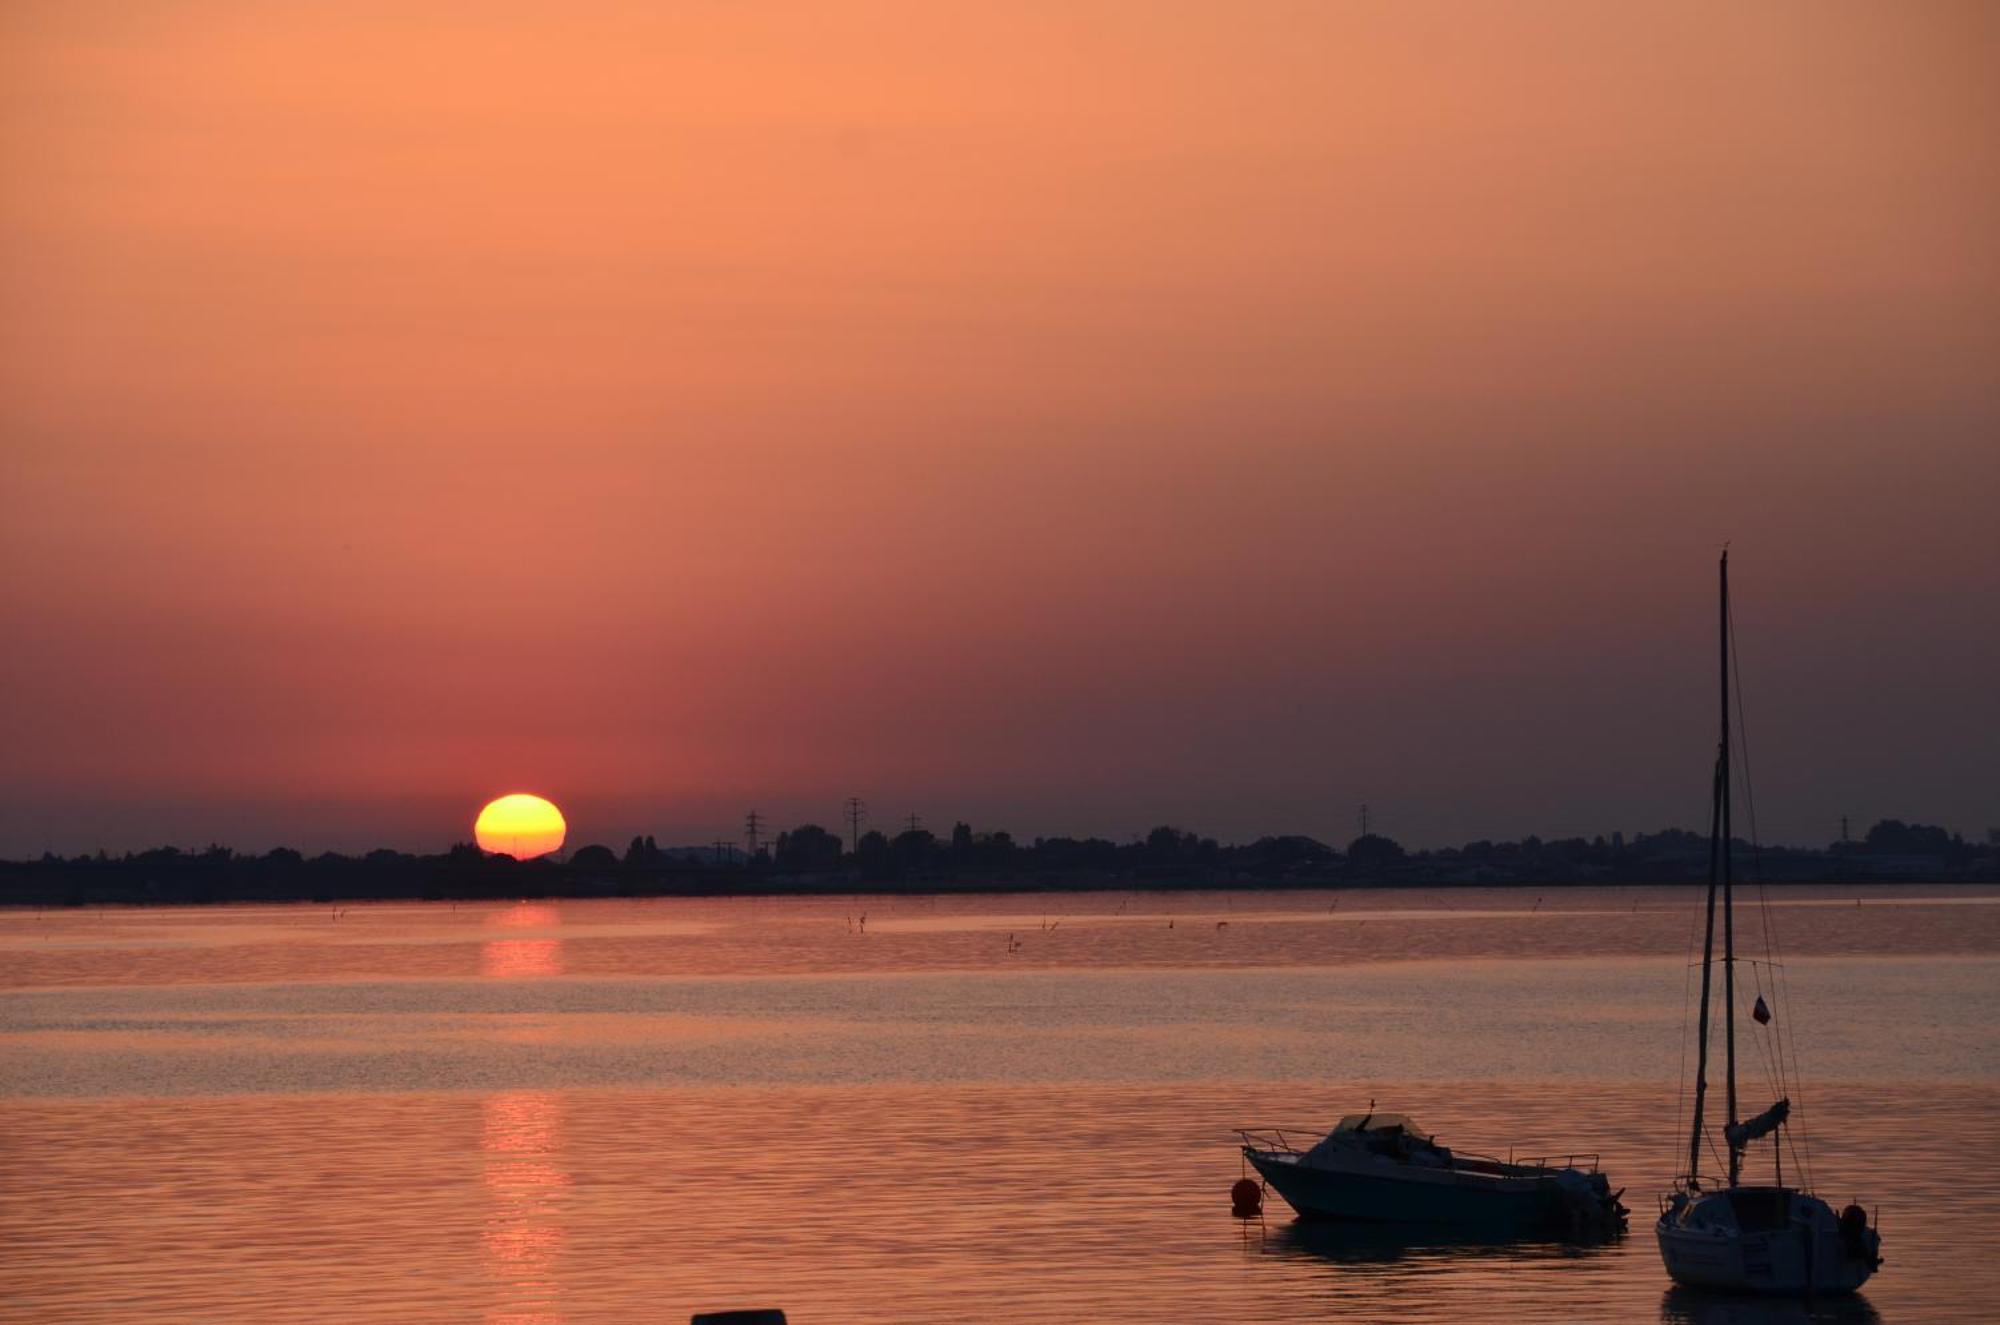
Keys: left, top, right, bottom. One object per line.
{"left": 1725, "top": 1098, "right": 1790, "bottom": 1152}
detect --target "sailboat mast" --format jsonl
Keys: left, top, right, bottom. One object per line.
{"left": 1687, "top": 551, "right": 1734, "bottom": 1187}
{"left": 1721, "top": 550, "right": 1741, "bottom": 1187}
{"left": 1688, "top": 754, "right": 1722, "bottom": 1185}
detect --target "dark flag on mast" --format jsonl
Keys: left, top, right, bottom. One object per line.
{"left": 1752, "top": 994, "right": 1772, "bottom": 1025}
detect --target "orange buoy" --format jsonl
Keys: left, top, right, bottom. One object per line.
{"left": 1230, "top": 1178, "right": 1263, "bottom": 1216}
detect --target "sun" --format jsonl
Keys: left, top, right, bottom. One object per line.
{"left": 474, "top": 793, "right": 567, "bottom": 859}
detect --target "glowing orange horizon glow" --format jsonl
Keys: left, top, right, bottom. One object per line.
{"left": 474, "top": 795, "right": 566, "bottom": 860}
{"left": 2, "top": 3, "right": 1993, "bottom": 855}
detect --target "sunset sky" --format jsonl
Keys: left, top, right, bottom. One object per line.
{"left": 3, "top": 1, "right": 1995, "bottom": 856}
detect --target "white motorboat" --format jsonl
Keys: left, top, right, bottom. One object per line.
{"left": 1240, "top": 1111, "right": 1626, "bottom": 1238}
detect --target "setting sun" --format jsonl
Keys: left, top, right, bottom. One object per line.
{"left": 474, "top": 794, "right": 567, "bottom": 859}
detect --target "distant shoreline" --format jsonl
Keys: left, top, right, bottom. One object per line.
{"left": 4, "top": 854, "right": 1994, "bottom": 910}
{"left": 6, "top": 818, "right": 1992, "bottom": 907}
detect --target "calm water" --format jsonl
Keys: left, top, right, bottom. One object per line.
{"left": 3, "top": 886, "right": 1996, "bottom": 1322}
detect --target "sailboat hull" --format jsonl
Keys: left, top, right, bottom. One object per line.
{"left": 1656, "top": 1189, "right": 1879, "bottom": 1294}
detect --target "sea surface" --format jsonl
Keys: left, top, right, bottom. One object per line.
{"left": 3, "top": 885, "right": 1996, "bottom": 1323}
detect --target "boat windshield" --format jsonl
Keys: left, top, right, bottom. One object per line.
{"left": 1332, "top": 1113, "right": 1433, "bottom": 1142}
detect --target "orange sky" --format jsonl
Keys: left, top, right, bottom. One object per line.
{"left": 3, "top": 1, "right": 1996, "bottom": 854}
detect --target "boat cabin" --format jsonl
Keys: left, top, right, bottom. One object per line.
{"left": 1673, "top": 1186, "right": 1805, "bottom": 1235}
{"left": 1331, "top": 1112, "right": 1432, "bottom": 1141}
{"left": 1308, "top": 1114, "right": 1453, "bottom": 1168}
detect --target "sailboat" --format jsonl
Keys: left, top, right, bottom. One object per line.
{"left": 1655, "top": 552, "right": 1883, "bottom": 1294}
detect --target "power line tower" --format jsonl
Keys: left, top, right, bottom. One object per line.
{"left": 745, "top": 809, "right": 764, "bottom": 857}
{"left": 905, "top": 812, "right": 922, "bottom": 835}
{"left": 844, "top": 797, "right": 866, "bottom": 854}
{"left": 1359, "top": 804, "right": 1371, "bottom": 837}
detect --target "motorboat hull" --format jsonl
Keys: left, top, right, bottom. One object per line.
{"left": 1245, "top": 1149, "right": 1580, "bottom": 1233}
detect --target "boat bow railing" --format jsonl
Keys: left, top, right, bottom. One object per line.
{"left": 1235, "top": 1126, "right": 1319, "bottom": 1155}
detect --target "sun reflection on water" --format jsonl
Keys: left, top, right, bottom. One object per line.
{"left": 481, "top": 904, "right": 564, "bottom": 979}
{"left": 482, "top": 1091, "right": 569, "bottom": 1325}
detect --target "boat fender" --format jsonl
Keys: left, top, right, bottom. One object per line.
{"left": 1230, "top": 1178, "right": 1263, "bottom": 1217}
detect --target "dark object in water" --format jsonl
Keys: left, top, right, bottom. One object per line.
{"left": 692, "top": 1312, "right": 786, "bottom": 1324}
{"left": 1231, "top": 1177, "right": 1263, "bottom": 1216}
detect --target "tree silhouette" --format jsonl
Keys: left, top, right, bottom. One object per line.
{"left": 1346, "top": 833, "right": 1406, "bottom": 866}
{"left": 855, "top": 829, "right": 892, "bottom": 877}
{"left": 1862, "top": 820, "right": 1955, "bottom": 855}
{"left": 775, "top": 824, "right": 843, "bottom": 873}
{"left": 569, "top": 843, "right": 619, "bottom": 871}
{"left": 891, "top": 828, "right": 937, "bottom": 875}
